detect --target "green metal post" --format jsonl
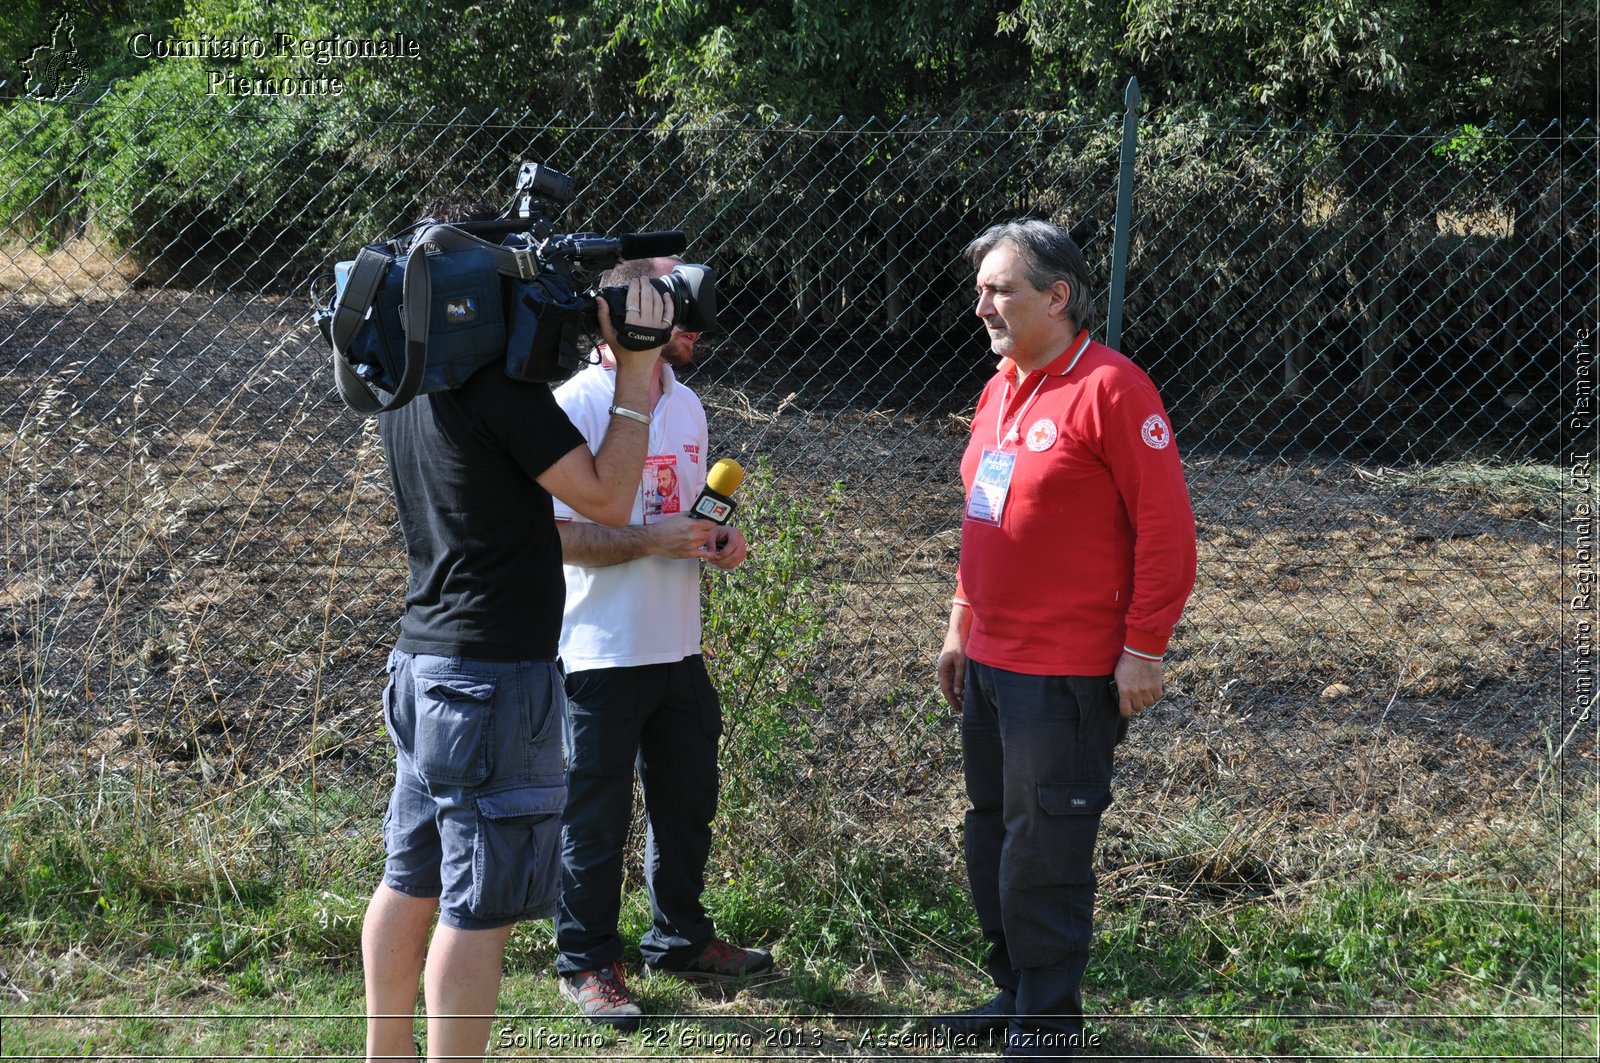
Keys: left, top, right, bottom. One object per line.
{"left": 1106, "top": 77, "right": 1140, "bottom": 351}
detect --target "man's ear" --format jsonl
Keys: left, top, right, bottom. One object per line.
{"left": 1050, "top": 280, "right": 1073, "bottom": 317}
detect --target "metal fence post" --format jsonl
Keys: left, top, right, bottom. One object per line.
{"left": 1106, "top": 76, "right": 1140, "bottom": 351}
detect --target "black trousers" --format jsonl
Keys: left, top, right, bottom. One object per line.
{"left": 555, "top": 655, "right": 723, "bottom": 974}
{"left": 961, "top": 661, "right": 1125, "bottom": 1053}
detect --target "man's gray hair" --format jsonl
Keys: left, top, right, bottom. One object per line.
{"left": 964, "top": 219, "right": 1097, "bottom": 332}
{"left": 600, "top": 256, "right": 679, "bottom": 287}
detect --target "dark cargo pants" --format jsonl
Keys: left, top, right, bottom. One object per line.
{"left": 555, "top": 655, "right": 723, "bottom": 975}
{"left": 961, "top": 661, "right": 1125, "bottom": 1056}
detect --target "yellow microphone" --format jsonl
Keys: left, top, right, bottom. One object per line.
{"left": 689, "top": 458, "right": 743, "bottom": 524}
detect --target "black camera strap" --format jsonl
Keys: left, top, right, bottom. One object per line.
{"left": 329, "top": 244, "right": 411, "bottom": 415}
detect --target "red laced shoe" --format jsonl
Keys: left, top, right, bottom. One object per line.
{"left": 558, "top": 960, "right": 643, "bottom": 1029}
{"left": 654, "top": 937, "right": 775, "bottom": 982}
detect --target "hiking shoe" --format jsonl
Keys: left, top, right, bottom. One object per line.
{"left": 927, "top": 989, "right": 1014, "bottom": 1036}
{"left": 558, "top": 961, "right": 643, "bottom": 1030}
{"left": 653, "top": 938, "right": 775, "bottom": 982}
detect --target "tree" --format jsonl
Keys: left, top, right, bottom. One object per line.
{"left": 572, "top": 0, "right": 1014, "bottom": 119}
{"left": 2, "top": 1, "right": 184, "bottom": 98}
{"left": 1000, "top": 0, "right": 1590, "bottom": 127}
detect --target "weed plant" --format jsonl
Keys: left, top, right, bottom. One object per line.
{"left": 4, "top": 750, "right": 1590, "bottom": 1058}
{"left": 702, "top": 459, "right": 835, "bottom": 798}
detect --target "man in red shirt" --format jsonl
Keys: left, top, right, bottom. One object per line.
{"left": 933, "top": 220, "right": 1197, "bottom": 1058}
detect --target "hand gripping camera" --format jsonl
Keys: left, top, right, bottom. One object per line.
{"left": 313, "top": 162, "right": 717, "bottom": 416}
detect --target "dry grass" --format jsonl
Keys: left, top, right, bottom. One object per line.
{"left": 1, "top": 266, "right": 1585, "bottom": 1058}
{"left": 1192, "top": 523, "right": 1556, "bottom": 697}
{"left": 0, "top": 238, "right": 140, "bottom": 305}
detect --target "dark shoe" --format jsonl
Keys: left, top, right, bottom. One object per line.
{"left": 653, "top": 938, "right": 775, "bottom": 982}
{"left": 558, "top": 960, "right": 644, "bottom": 1030}
{"left": 927, "top": 989, "right": 1014, "bottom": 1036}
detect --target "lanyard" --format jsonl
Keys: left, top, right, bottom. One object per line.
{"left": 994, "top": 373, "right": 1048, "bottom": 450}
{"left": 993, "top": 333, "right": 1090, "bottom": 449}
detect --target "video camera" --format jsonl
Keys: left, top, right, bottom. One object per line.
{"left": 313, "top": 162, "right": 717, "bottom": 416}
{"left": 468, "top": 162, "right": 717, "bottom": 349}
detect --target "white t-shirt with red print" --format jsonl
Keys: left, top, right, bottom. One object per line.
{"left": 552, "top": 362, "right": 708, "bottom": 671}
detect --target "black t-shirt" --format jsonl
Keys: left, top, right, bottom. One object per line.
{"left": 379, "top": 365, "right": 586, "bottom": 661}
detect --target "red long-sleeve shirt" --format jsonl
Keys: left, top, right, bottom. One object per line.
{"left": 955, "top": 332, "right": 1197, "bottom": 676}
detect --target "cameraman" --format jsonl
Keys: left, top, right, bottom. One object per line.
{"left": 359, "top": 210, "right": 675, "bottom": 1062}
{"left": 548, "top": 257, "right": 773, "bottom": 1029}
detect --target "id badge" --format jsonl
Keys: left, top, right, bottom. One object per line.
{"left": 642, "top": 454, "right": 681, "bottom": 524}
{"left": 966, "top": 448, "right": 1016, "bottom": 526}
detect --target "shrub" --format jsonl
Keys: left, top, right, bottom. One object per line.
{"left": 0, "top": 98, "right": 89, "bottom": 247}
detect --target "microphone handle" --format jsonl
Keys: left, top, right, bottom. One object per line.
{"left": 690, "top": 488, "right": 737, "bottom": 524}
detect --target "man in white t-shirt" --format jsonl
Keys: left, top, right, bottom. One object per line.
{"left": 549, "top": 257, "right": 774, "bottom": 1029}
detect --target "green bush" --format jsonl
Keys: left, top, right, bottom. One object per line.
{"left": 5, "top": 70, "right": 518, "bottom": 287}
{"left": 0, "top": 98, "right": 89, "bottom": 247}
{"left": 703, "top": 461, "right": 838, "bottom": 797}
{"left": 81, "top": 61, "right": 388, "bottom": 285}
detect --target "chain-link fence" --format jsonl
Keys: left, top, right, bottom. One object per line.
{"left": 2, "top": 93, "right": 1596, "bottom": 1040}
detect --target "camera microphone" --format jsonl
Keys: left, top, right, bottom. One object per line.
{"left": 690, "top": 458, "right": 743, "bottom": 524}
{"left": 442, "top": 221, "right": 685, "bottom": 264}
{"left": 557, "top": 230, "right": 686, "bottom": 268}
{"left": 616, "top": 230, "right": 689, "bottom": 259}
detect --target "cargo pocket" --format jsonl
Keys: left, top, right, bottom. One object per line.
{"left": 470, "top": 784, "right": 567, "bottom": 922}
{"left": 530, "top": 664, "right": 565, "bottom": 746}
{"left": 1031, "top": 783, "right": 1113, "bottom": 885}
{"left": 413, "top": 674, "right": 497, "bottom": 786}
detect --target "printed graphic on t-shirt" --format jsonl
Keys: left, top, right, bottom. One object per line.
{"left": 966, "top": 448, "right": 1016, "bottom": 526}
{"left": 643, "top": 454, "right": 681, "bottom": 523}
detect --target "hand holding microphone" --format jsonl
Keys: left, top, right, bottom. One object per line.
{"left": 642, "top": 459, "right": 747, "bottom": 567}
{"left": 692, "top": 459, "right": 747, "bottom": 569}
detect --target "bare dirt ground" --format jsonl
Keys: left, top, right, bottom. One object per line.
{"left": 0, "top": 281, "right": 1581, "bottom": 900}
